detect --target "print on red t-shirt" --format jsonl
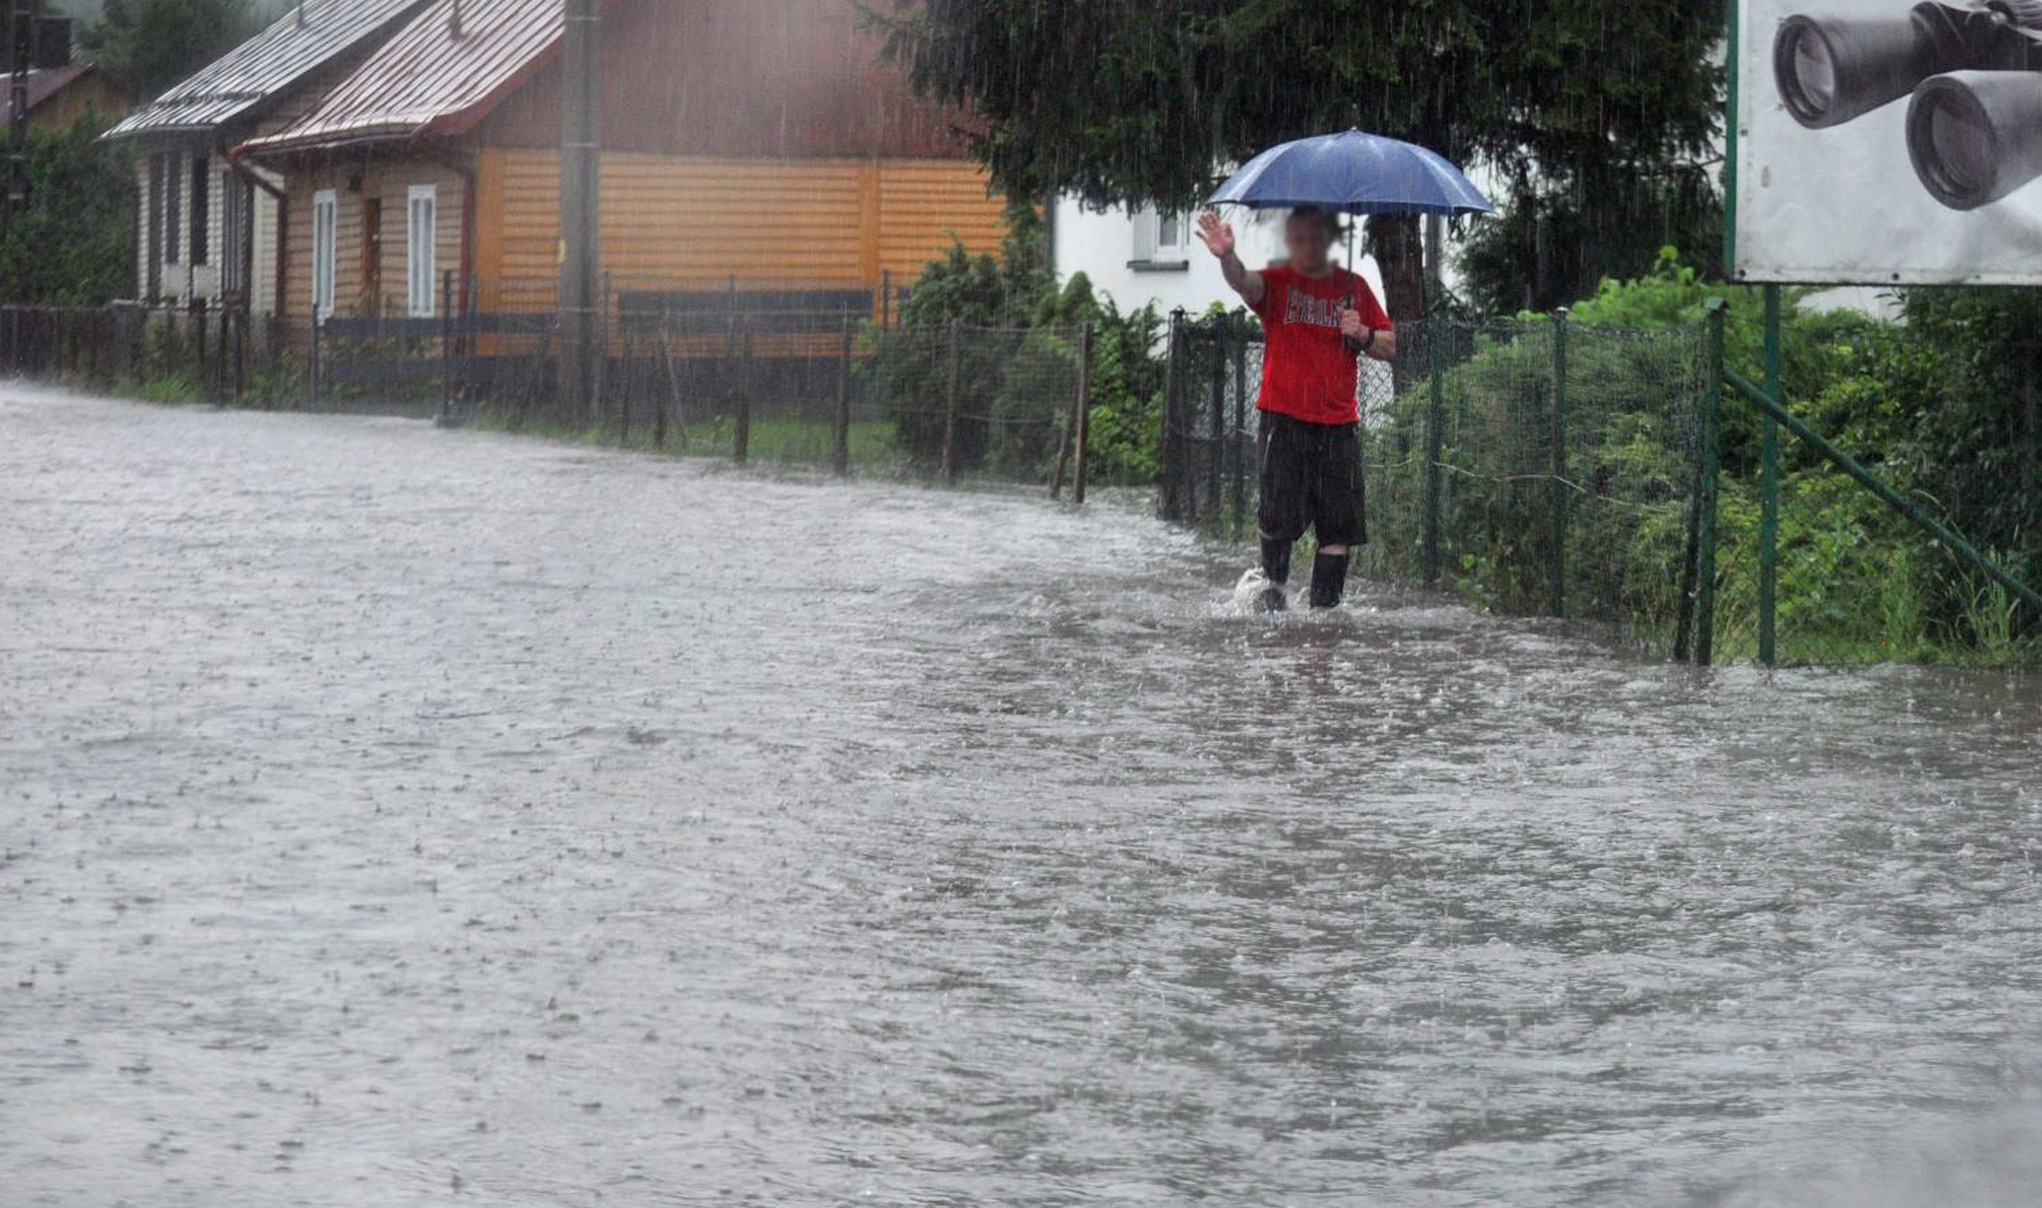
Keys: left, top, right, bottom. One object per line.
{"left": 1251, "top": 265, "right": 1391, "bottom": 426}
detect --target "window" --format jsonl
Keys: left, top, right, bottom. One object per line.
{"left": 1131, "top": 206, "right": 1191, "bottom": 270}
{"left": 164, "top": 155, "right": 181, "bottom": 265}
{"left": 221, "top": 177, "right": 250, "bottom": 300}
{"left": 1155, "top": 211, "right": 1190, "bottom": 257}
{"left": 312, "top": 189, "right": 337, "bottom": 319}
{"left": 144, "top": 154, "right": 163, "bottom": 299}
{"left": 190, "top": 155, "right": 210, "bottom": 266}
{"left": 406, "top": 184, "right": 436, "bottom": 317}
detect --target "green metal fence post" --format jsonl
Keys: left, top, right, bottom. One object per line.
{"left": 1759, "top": 283, "right": 1782, "bottom": 666}
{"left": 1160, "top": 312, "right": 1182, "bottom": 521}
{"left": 1423, "top": 313, "right": 1445, "bottom": 586}
{"left": 1696, "top": 298, "right": 1727, "bottom": 667}
{"left": 1550, "top": 307, "right": 1570, "bottom": 618}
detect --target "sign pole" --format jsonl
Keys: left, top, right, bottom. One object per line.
{"left": 1759, "top": 284, "right": 1782, "bottom": 666}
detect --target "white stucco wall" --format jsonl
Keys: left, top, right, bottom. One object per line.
{"left": 1050, "top": 195, "right": 1388, "bottom": 320}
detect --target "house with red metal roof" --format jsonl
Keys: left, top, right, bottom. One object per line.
{"left": 100, "top": 0, "right": 430, "bottom": 314}
{"left": 236, "top": 0, "right": 1008, "bottom": 323}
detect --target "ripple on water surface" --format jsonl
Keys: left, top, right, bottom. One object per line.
{"left": 2, "top": 385, "right": 2040, "bottom": 1207}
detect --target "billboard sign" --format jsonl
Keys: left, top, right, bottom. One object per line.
{"left": 1733, "top": 0, "right": 2042, "bottom": 284}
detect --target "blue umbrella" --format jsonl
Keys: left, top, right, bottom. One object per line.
{"left": 1207, "top": 128, "right": 1494, "bottom": 217}
{"left": 1207, "top": 129, "right": 1493, "bottom": 302}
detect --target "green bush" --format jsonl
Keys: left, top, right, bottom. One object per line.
{"left": 871, "top": 207, "right": 1170, "bottom": 484}
{"left": 1361, "top": 250, "right": 2035, "bottom": 662}
{"left": 0, "top": 116, "right": 135, "bottom": 307}
{"left": 1034, "top": 273, "right": 1166, "bottom": 485}
{"left": 872, "top": 206, "right": 1058, "bottom": 474}
{"left": 1365, "top": 315, "right": 1701, "bottom": 644}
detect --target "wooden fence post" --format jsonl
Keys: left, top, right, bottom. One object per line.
{"left": 309, "top": 303, "right": 322, "bottom": 408}
{"left": 833, "top": 317, "right": 853, "bottom": 475}
{"left": 733, "top": 318, "right": 752, "bottom": 465}
{"left": 194, "top": 303, "right": 211, "bottom": 402}
{"left": 1051, "top": 328, "right": 1079, "bottom": 499}
{"left": 940, "top": 318, "right": 962, "bottom": 483}
{"left": 437, "top": 269, "right": 455, "bottom": 427}
{"left": 1159, "top": 311, "right": 1183, "bottom": 521}
{"left": 1073, "top": 323, "right": 1094, "bottom": 505}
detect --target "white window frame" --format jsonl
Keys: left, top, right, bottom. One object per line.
{"left": 1153, "top": 209, "right": 1191, "bottom": 259}
{"left": 407, "top": 184, "right": 437, "bottom": 318}
{"left": 311, "top": 189, "right": 337, "bottom": 320}
{"left": 1131, "top": 205, "right": 1191, "bottom": 268}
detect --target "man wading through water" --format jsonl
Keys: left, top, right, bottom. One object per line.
{"left": 1197, "top": 207, "right": 1395, "bottom": 611}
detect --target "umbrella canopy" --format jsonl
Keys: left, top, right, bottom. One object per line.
{"left": 1207, "top": 129, "right": 1494, "bottom": 217}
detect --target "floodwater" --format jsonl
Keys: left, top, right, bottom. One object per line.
{"left": 4, "top": 384, "right": 2041, "bottom": 1208}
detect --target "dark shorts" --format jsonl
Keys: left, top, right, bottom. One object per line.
{"left": 1257, "top": 410, "right": 1367, "bottom": 548}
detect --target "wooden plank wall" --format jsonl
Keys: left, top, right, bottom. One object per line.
{"left": 476, "top": 149, "right": 1007, "bottom": 312}
{"left": 282, "top": 158, "right": 468, "bottom": 321}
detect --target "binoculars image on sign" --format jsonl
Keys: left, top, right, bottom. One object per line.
{"left": 1775, "top": 1, "right": 2042, "bottom": 209}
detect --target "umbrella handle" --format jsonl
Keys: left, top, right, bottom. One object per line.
{"left": 1347, "top": 226, "right": 1356, "bottom": 308}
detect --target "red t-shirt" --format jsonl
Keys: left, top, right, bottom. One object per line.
{"left": 1251, "top": 265, "right": 1391, "bottom": 426}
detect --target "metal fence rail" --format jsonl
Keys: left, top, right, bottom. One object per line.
{"left": 0, "top": 283, "right": 1096, "bottom": 495}
{"left": 1163, "top": 310, "right": 1709, "bottom": 656}
{"left": 8, "top": 283, "right": 2030, "bottom": 666}
{"left": 1163, "top": 307, "right": 2035, "bottom": 666}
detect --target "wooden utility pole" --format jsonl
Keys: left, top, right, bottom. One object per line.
{"left": 5, "top": 0, "right": 31, "bottom": 224}
{"left": 559, "top": 0, "right": 602, "bottom": 418}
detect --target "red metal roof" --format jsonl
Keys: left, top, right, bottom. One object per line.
{"left": 103, "top": 0, "right": 429, "bottom": 141}
{"left": 240, "top": 0, "right": 562, "bottom": 156}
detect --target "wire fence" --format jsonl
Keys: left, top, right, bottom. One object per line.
{"left": 0, "top": 284, "right": 1094, "bottom": 494}
{"left": 1164, "top": 311, "right": 1708, "bottom": 656}
{"left": 4, "top": 287, "right": 2030, "bottom": 666}
{"left": 1163, "top": 310, "right": 2037, "bottom": 666}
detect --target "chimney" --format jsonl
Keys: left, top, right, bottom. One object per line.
{"left": 296, "top": 0, "right": 308, "bottom": 30}
{"left": 450, "top": 0, "right": 463, "bottom": 39}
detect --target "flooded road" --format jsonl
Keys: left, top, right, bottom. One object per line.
{"left": 4, "top": 385, "right": 2041, "bottom": 1208}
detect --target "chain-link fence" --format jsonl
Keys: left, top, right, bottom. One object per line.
{"left": 1163, "top": 308, "right": 2037, "bottom": 666}
{"left": 0, "top": 302, "right": 310, "bottom": 407}
{"left": 1165, "top": 311, "right": 1709, "bottom": 656}
{"left": 8, "top": 285, "right": 2030, "bottom": 665}
{"left": 0, "top": 279, "right": 1095, "bottom": 493}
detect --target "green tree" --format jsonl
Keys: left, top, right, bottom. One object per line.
{"left": 83, "top": 0, "right": 257, "bottom": 101}
{"left": 0, "top": 116, "right": 134, "bottom": 306}
{"left": 1457, "top": 173, "right": 1721, "bottom": 314}
{"left": 865, "top": 0, "right": 1723, "bottom": 319}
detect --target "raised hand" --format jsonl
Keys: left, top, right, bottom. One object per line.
{"left": 1195, "top": 210, "right": 1235, "bottom": 259}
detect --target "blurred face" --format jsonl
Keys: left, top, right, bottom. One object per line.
{"left": 1285, "top": 212, "right": 1337, "bottom": 274}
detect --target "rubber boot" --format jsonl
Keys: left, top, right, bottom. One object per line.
{"left": 1258, "top": 538, "right": 1291, "bottom": 613}
{"left": 1308, "top": 551, "right": 1351, "bottom": 610}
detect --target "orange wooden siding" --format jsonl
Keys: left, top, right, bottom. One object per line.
{"left": 478, "top": 149, "right": 1006, "bottom": 309}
